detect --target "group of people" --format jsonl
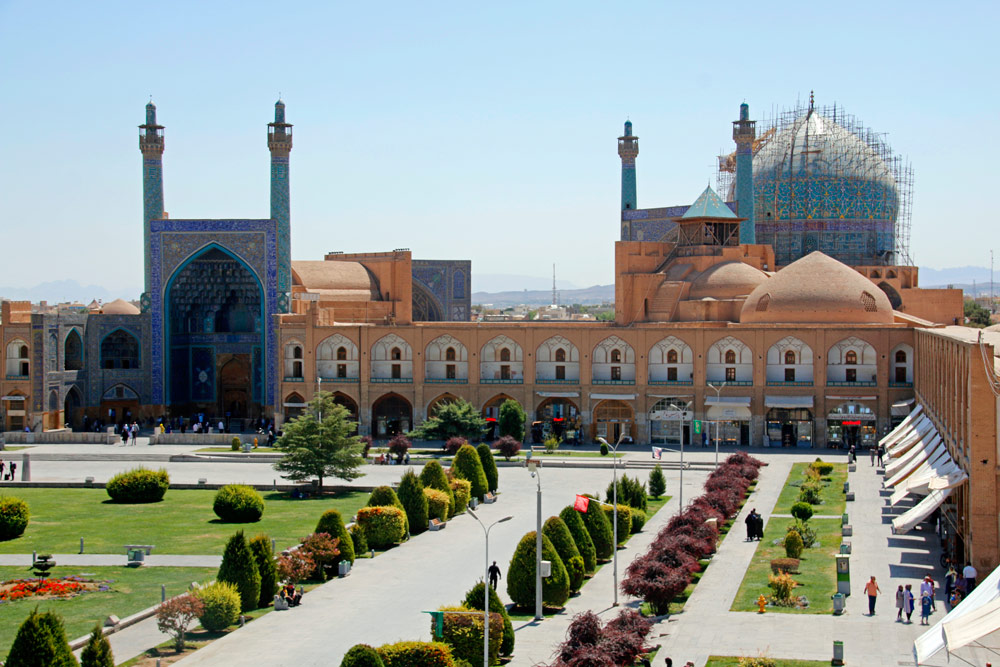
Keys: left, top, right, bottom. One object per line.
{"left": 0, "top": 459, "right": 17, "bottom": 481}
{"left": 889, "top": 577, "right": 937, "bottom": 625}
{"left": 864, "top": 561, "right": 979, "bottom": 625}
{"left": 279, "top": 583, "right": 303, "bottom": 607}
{"left": 372, "top": 451, "right": 410, "bottom": 466}
{"left": 744, "top": 508, "right": 763, "bottom": 541}
{"left": 119, "top": 422, "right": 140, "bottom": 445}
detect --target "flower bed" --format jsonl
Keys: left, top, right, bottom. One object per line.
{"left": 0, "top": 576, "right": 109, "bottom": 602}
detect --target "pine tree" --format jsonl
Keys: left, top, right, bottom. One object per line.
{"left": 80, "top": 625, "right": 114, "bottom": 667}
{"left": 37, "top": 612, "right": 77, "bottom": 667}
{"left": 396, "top": 470, "right": 429, "bottom": 536}
{"left": 476, "top": 443, "right": 499, "bottom": 493}
{"left": 560, "top": 505, "right": 597, "bottom": 573}
{"left": 6, "top": 610, "right": 59, "bottom": 667}
{"left": 218, "top": 531, "right": 262, "bottom": 612}
{"left": 498, "top": 399, "right": 526, "bottom": 441}
{"left": 452, "top": 444, "right": 489, "bottom": 501}
{"left": 315, "top": 509, "right": 355, "bottom": 565}
{"left": 249, "top": 534, "right": 278, "bottom": 608}
{"left": 649, "top": 465, "right": 667, "bottom": 499}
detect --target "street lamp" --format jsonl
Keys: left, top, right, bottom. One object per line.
{"left": 468, "top": 509, "right": 512, "bottom": 667}
{"left": 707, "top": 381, "right": 727, "bottom": 467}
{"left": 527, "top": 458, "right": 543, "bottom": 621}
{"left": 597, "top": 432, "right": 626, "bottom": 607}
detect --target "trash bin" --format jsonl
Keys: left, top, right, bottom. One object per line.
{"left": 832, "top": 640, "right": 845, "bottom": 665}
{"left": 831, "top": 593, "right": 845, "bottom": 615}
{"left": 338, "top": 561, "right": 351, "bottom": 577}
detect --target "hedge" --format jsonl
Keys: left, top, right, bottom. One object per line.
{"left": 195, "top": 582, "right": 241, "bottom": 631}
{"left": 105, "top": 467, "right": 169, "bottom": 503}
{"left": 581, "top": 497, "right": 614, "bottom": 560}
{"left": 602, "top": 504, "right": 632, "bottom": 545}
{"left": 341, "top": 644, "right": 385, "bottom": 667}
{"left": 451, "top": 445, "right": 489, "bottom": 501}
{"left": 397, "top": 470, "right": 429, "bottom": 536}
{"left": 543, "top": 516, "right": 584, "bottom": 593}
{"left": 559, "top": 505, "right": 597, "bottom": 573}
{"left": 476, "top": 444, "right": 498, "bottom": 494}
{"left": 463, "top": 581, "right": 514, "bottom": 657}
{"left": 424, "top": 488, "right": 451, "bottom": 522}
{"left": 213, "top": 485, "right": 265, "bottom": 523}
{"left": 436, "top": 605, "right": 502, "bottom": 667}
{"left": 316, "top": 509, "right": 355, "bottom": 566}
{"left": 0, "top": 496, "right": 30, "bottom": 541}
{"left": 506, "top": 531, "right": 570, "bottom": 609}
{"left": 368, "top": 485, "right": 408, "bottom": 536}
{"left": 449, "top": 479, "right": 471, "bottom": 516}
{"left": 356, "top": 506, "right": 407, "bottom": 549}
{"left": 376, "top": 640, "right": 456, "bottom": 667}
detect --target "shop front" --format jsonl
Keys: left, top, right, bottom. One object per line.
{"left": 649, "top": 396, "right": 692, "bottom": 445}
{"left": 827, "top": 401, "right": 878, "bottom": 450}
{"left": 1, "top": 394, "right": 26, "bottom": 431}
{"left": 534, "top": 392, "right": 580, "bottom": 443}
{"left": 482, "top": 394, "right": 517, "bottom": 440}
{"left": 705, "top": 396, "right": 752, "bottom": 447}
{"left": 765, "top": 395, "right": 814, "bottom": 447}
{"left": 591, "top": 394, "right": 636, "bottom": 444}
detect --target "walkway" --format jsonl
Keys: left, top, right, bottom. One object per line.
{"left": 0, "top": 554, "right": 220, "bottom": 567}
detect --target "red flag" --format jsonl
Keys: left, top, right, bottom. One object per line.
{"left": 574, "top": 494, "right": 590, "bottom": 513}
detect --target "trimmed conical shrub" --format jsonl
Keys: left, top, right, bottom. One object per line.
{"left": 543, "top": 516, "right": 584, "bottom": 592}
{"left": 218, "top": 530, "right": 261, "bottom": 612}
{"left": 420, "top": 460, "right": 455, "bottom": 508}
{"left": 368, "top": 485, "right": 408, "bottom": 536}
{"left": 463, "top": 581, "right": 515, "bottom": 657}
{"left": 316, "top": 509, "right": 355, "bottom": 565}
{"left": 559, "top": 505, "right": 597, "bottom": 573}
{"left": 602, "top": 504, "right": 632, "bottom": 545}
{"left": 6, "top": 609, "right": 77, "bottom": 667}
{"left": 80, "top": 625, "right": 113, "bottom": 667}
{"left": 649, "top": 465, "right": 666, "bottom": 499}
{"left": 397, "top": 470, "right": 429, "bottom": 536}
{"left": 451, "top": 444, "right": 489, "bottom": 501}
{"left": 476, "top": 443, "right": 499, "bottom": 494}
{"left": 581, "top": 497, "right": 614, "bottom": 561}
{"left": 249, "top": 534, "right": 278, "bottom": 608}
{"left": 506, "top": 531, "right": 570, "bottom": 609}
{"left": 341, "top": 643, "right": 385, "bottom": 667}
{"left": 38, "top": 612, "right": 76, "bottom": 666}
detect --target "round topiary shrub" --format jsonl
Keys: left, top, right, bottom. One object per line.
{"left": 810, "top": 458, "right": 834, "bottom": 476}
{"left": 599, "top": 442, "right": 609, "bottom": 456}
{"left": 356, "top": 506, "right": 407, "bottom": 550}
{"left": 506, "top": 531, "right": 570, "bottom": 609}
{"left": 368, "top": 485, "right": 408, "bottom": 536}
{"left": 492, "top": 436, "right": 521, "bottom": 461}
{"left": 195, "top": 581, "right": 241, "bottom": 631}
{"left": 0, "top": 496, "right": 30, "bottom": 541}
{"left": 341, "top": 644, "right": 385, "bottom": 667}
{"left": 445, "top": 437, "right": 468, "bottom": 455}
{"left": 231, "top": 436, "right": 241, "bottom": 452}
{"left": 559, "top": 505, "right": 597, "bottom": 573}
{"left": 449, "top": 479, "right": 471, "bottom": 517}
{"left": 581, "top": 496, "right": 614, "bottom": 560}
{"left": 543, "top": 516, "right": 583, "bottom": 592}
{"left": 451, "top": 445, "right": 489, "bottom": 501}
{"left": 106, "top": 467, "right": 170, "bottom": 503}
{"left": 376, "top": 640, "right": 456, "bottom": 667}
{"left": 316, "top": 509, "right": 355, "bottom": 566}
{"left": 790, "top": 501, "right": 814, "bottom": 521}
{"left": 784, "top": 529, "right": 804, "bottom": 559}
{"left": 436, "top": 605, "right": 502, "bottom": 667}
{"left": 424, "top": 488, "right": 451, "bottom": 522}
{"left": 213, "top": 485, "right": 265, "bottom": 523}
{"left": 602, "top": 504, "right": 632, "bottom": 545}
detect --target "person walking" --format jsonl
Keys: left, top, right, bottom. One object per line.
{"left": 904, "top": 584, "right": 915, "bottom": 623}
{"left": 745, "top": 509, "right": 757, "bottom": 542}
{"left": 864, "top": 576, "right": 881, "bottom": 616}
{"left": 488, "top": 561, "right": 501, "bottom": 590}
{"left": 945, "top": 565, "right": 957, "bottom": 608}
{"left": 963, "top": 562, "right": 978, "bottom": 591}
{"left": 895, "top": 584, "right": 905, "bottom": 621}
{"left": 877, "top": 443, "right": 885, "bottom": 467}
{"left": 9, "top": 461, "right": 16, "bottom": 479}
{"left": 922, "top": 575, "right": 937, "bottom": 612}
{"left": 849, "top": 443, "right": 857, "bottom": 463}
{"left": 920, "top": 589, "right": 932, "bottom": 625}
{"left": 870, "top": 445, "right": 876, "bottom": 466}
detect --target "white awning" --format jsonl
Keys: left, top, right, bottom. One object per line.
{"left": 881, "top": 404, "right": 924, "bottom": 448}
{"left": 893, "top": 487, "right": 953, "bottom": 534}
{"left": 590, "top": 393, "right": 636, "bottom": 401}
{"left": 888, "top": 415, "right": 934, "bottom": 457}
{"left": 705, "top": 396, "right": 751, "bottom": 407}
{"left": 0, "top": 395, "right": 26, "bottom": 401}
{"left": 825, "top": 395, "right": 877, "bottom": 401}
{"left": 536, "top": 391, "right": 580, "bottom": 398}
{"left": 283, "top": 402, "right": 307, "bottom": 408}
{"left": 892, "top": 397, "right": 916, "bottom": 416}
{"left": 915, "top": 563, "right": 1000, "bottom": 664}
{"left": 886, "top": 435, "right": 943, "bottom": 485}
{"left": 707, "top": 404, "right": 752, "bottom": 420}
{"left": 765, "top": 395, "right": 814, "bottom": 409}
{"left": 890, "top": 459, "right": 965, "bottom": 506}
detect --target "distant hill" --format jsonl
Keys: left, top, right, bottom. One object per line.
{"left": 474, "top": 284, "right": 614, "bottom": 307}
{"left": 919, "top": 266, "right": 994, "bottom": 288}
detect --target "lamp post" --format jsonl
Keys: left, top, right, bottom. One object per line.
{"left": 597, "top": 432, "right": 626, "bottom": 607}
{"left": 527, "top": 459, "right": 543, "bottom": 621}
{"left": 468, "top": 509, "right": 512, "bottom": 667}
{"left": 707, "top": 381, "right": 727, "bottom": 467}
{"left": 316, "top": 378, "right": 323, "bottom": 421}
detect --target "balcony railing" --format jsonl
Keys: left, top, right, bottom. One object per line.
{"left": 827, "top": 381, "right": 877, "bottom": 387}
{"left": 714, "top": 380, "right": 753, "bottom": 386}
{"left": 370, "top": 377, "right": 413, "bottom": 384}
{"left": 317, "top": 376, "right": 360, "bottom": 383}
{"left": 648, "top": 380, "right": 694, "bottom": 386}
{"left": 536, "top": 379, "right": 579, "bottom": 384}
{"left": 481, "top": 378, "right": 524, "bottom": 384}
{"left": 283, "top": 376, "right": 305, "bottom": 382}
{"left": 766, "top": 380, "right": 814, "bottom": 387}
{"left": 593, "top": 379, "right": 636, "bottom": 385}
{"left": 425, "top": 378, "right": 468, "bottom": 384}
{"left": 888, "top": 381, "right": 913, "bottom": 388}
{"left": 5, "top": 375, "right": 29, "bottom": 381}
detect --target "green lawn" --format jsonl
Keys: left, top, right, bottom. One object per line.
{"left": 774, "top": 462, "right": 847, "bottom": 516}
{"left": 193, "top": 447, "right": 278, "bottom": 454}
{"left": 731, "top": 518, "right": 841, "bottom": 614}
{"left": 0, "top": 488, "right": 369, "bottom": 556}
{"left": 0, "top": 565, "right": 216, "bottom": 657}
{"left": 645, "top": 494, "right": 670, "bottom": 518}
{"left": 706, "top": 657, "right": 831, "bottom": 667}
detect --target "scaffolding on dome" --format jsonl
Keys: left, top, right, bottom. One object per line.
{"left": 717, "top": 99, "right": 913, "bottom": 267}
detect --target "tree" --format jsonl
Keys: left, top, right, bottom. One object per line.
{"left": 156, "top": 594, "right": 204, "bottom": 653}
{"left": 497, "top": 399, "right": 525, "bottom": 442}
{"left": 648, "top": 465, "right": 667, "bottom": 499}
{"left": 276, "top": 550, "right": 315, "bottom": 586}
{"left": 80, "top": 625, "right": 113, "bottom": 667}
{"left": 559, "top": 505, "right": 597, "bottom": 573}
{"left": 217, "top": 531, "right": 262, "bottom": 612}
{"left": 419, "top": 460, "right": 455, "bottom": 510}
{"left": 387, "top": 434, "right": 411, "bottom": 463}
{"left": 476, "top": 443, "right": 499, "bottom": 493}
{"left": 397, "top": 470, "right": 429, "bottom": 536}
{"left": 6, "top": 610, "right": 78, "bottom": 667}
{"left": 506, "top": 531, "right": 570, "bottom": 609}
{"left": 965, "top": 299, "right": 992, "bottom": 327}
{"left": 274, "top": 391, "right": 365, "bottom": 494}
{"left": 299, "top": 532, "right": 341, "bottom": 580}
{"left": 316, "top": 509, "right": 355, "bottom": 565}
{"left": 543, "top": 515, "right": 584, "bottom": 592}
{"left": 463, "top": 581, "right": 515, "bottom": 657}
{"left": 409, "top": 398, "right": 487, "bottom": 442}
{"left": 37, "top": 612, "right": 77, "bottom": 666}
{"left": 248, "top": 535, "right": 278, "bottom": 608}
{"left": 451, "top": 444, "right": 489, "bottom": 501}
{"left": 493, "top": 436, "right": 521, "bottom": 461}
{"left": 581, "top": 497, "right": 614, "bottom": 561}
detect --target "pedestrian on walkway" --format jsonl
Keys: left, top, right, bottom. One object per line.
{"left": 488, "top": 561, "right": 501, "bottom": 590}
{"left": 904, "top": 584, "right": 915, "bottom": 623}
{"left": 849, "top": 444, "right": 857, "bottom": 463}
{"left": 922, "top": 575, "right": 937, "bottom": 612}
{"left": 877, "top": 444, "right": 885, "bottom": 467}
{"left": 870, "top": 446, "right": 876, "bottom": 466}
{"left": 745, "top": 509, "right": 757, "bottom": 542}
{"left": 864, "top": 576, "right": 881, "bottom": 616}
{"left": 895, "top": 585, "right": 905, "bottom": 620}
{"left": 964, "top": 562, "right": 978, "bottom": 591}
{"left": 9, "top": 461, "right": 16, "bottom": 479}
{"left": 945, "top": 565, "right": 957, "bottom": 607}
{"left": 920, "top": 590, "right": 932, "bottom": 625}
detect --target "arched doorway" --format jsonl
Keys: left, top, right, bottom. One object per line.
{"left": 427, "top": 393, "right": 459, "bottom": 419}
{"left": 100, "top": 384, "right": 140, "bottom": 427}
{"left": 284, "top": 392, "right": 306, "bottom": 422}
{"left": 372, "top": 394, "right": 412, "bottom": 438}
{"left": 482, "top": 394, "right": 516, "bottom": 440}
{"left": 64, "top": 329, "right": 83, "bottom": 371}
{"left": 592, "top": 399, "right": 634, "bottom": 444}
{"left": 331, "top": 392, "right": 359, "bottom": 423}
{"left": 64, "top": 387, "right": 82, "bottom": 430}
{"left": 218, "top": 355, "right": 252, "bottom": 426}
{"left": 534, "top": 397, "right": 580, "bottom": 443}
{"left": 47, "top": 390, "right": 61, "bottom": 430}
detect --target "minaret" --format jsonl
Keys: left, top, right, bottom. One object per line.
{"left": 139, "top": 101, "right": 165, "bottom": 300}
{"left": 268, "top": 99, "right": 293, "bottom": 311}
{"left": 618, "top": 120, "right": 639, "bottom": 230}
{"left": 733, "top": 102, "right": 756, "bottom": 244}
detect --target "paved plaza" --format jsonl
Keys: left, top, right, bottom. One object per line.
{"left": 0, "top": 441, "right": 989, "bottom": 665}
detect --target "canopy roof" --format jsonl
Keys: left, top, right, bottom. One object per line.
{"left": 915, "top": 563, "right": 1000, "bottom": 663}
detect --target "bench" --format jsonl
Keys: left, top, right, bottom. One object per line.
{"left": 484, "top": 492, "right": 497, "bottom": 504}
{"left": 124, "top": 545, "right": 154, "bottom": 566}
{"left": 428, "top": 518, "right": 447, "bottom": 532}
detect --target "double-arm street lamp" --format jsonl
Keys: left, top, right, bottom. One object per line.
{"left": 467, "top": 509, "right": 513, "bottom": 667}
{"left": 527, "top": 459, "right": 543, "bottom": 620}
{"left": 597, "top": 432, "right": 626, "bottom": 607}
{"left": 707, "top": 381, "right": 727, "bottom": 467}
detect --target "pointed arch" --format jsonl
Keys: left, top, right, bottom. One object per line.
{"left": 766, "top": 336, "right": 813, "bottom": 383}
{"left": 827, "top": 336, "right": 878, "bottom": 384}
{"left": 536, "top": 335, "right": 580, "bottom": 382}
{"left": 372, "top": 334, "right": 413, "bottom": 380}
{"left": 425, "top": 334, "right": 468, "bottom": 381}
{"left": 707, "top": 335, "right": 753, "bottom": 383}
{"left": 891, "top": 342, "right": 914, "bottom": 385}
{"left": 101, "top": 328, "right": 141, "bottom": 370}
{"left": 5, "top": 339, "right": 30, "bottom": 376}
{"left": 592, "top": 335, "right": 635, "bottom": 383}
{"left": 480, "top": 335, "right": 524, "bottom": 383}
{"left": 317, "top": 334, "right": 360, "bottom": 380}
{"left": 372, "top": 392, "right": 412, "bottom": 437}
{"left": 63, "top": 329, "right": 83, "bottom": 371}
{"left": 648, "top": 335, "right": 694, "bottom": 383}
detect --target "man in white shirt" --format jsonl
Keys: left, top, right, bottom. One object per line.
{"left": 963, "top": 562, "right": 978, "bottom": 591}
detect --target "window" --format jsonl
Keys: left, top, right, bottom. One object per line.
{"left": 337, "top": 346, "right": 347, "bottom": 361}
{"left": 293, "top": 347, "right": 303, "bottom": 359}
{"left": 337, "top": 364, "right": 347, "bottom": 378}
{"left": 846, "top": 368, "right": 857, "bottom": 382}
{"left": 667, "top": 367, "right": 677, "bottom": 381}
{"left": 446, "top": 347, "right": 456, "bottom": 361}
{"left": 101, "top": 330, "right": 140, "bottom": 370}
{"left": 64, "top": 330, "right": 83, "bottom": 371}
{"left": 611, "top": 349, "right": 622, "bottom": 364}
{"left": 555, "top": 365, "right": 566, "bottom": 380}
{"left": 391, "top": 363, "right": 401, "bottom": 379}
{"left": 6, "top": 341, "right": 29, "bottom": 376}
{"left": 895, "top": 366, "right": 907, "bottom": 383}
{"left": 785, "top": 368, "right": 796, "bottom": 382}
{"left": 391, "top": 347, "right": 402, "bottom": 361}
{"left": 725, "top": 349, "right": 736, "bottom": 364}
{"left": 500, "top": 348, "right": 511, "bottom": 362}
{"left": 446, "top": 364, "right": 456, "bottom": 379}
{"left": 845, "top": 350, "right": 858, "bottom": 365}
{"left": 611, "top": 366, "right": 622, "bottom": 380}
{"left": 895, "top": 350, "right": 907, "bottom": 363}
{"left": 725, "top": 367, "right": 736, "bottom": 381}
{"left": 290, "top": 361, "right": 303, "bottom": 378}
{"left": 500, "top": 365, "right": 511, "bottom": 380}
{"left": 666, "top": 349, "right": 678, "bottom": 364}
{"left": 555, "top": 348, "right": 566, "bottom": 362}
{"left": 784, "top": 350, "right": 796, "bottom": 365}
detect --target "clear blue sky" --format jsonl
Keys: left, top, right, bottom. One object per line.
{"left": 1, "top": 1, "right": 996, "bottom": 297}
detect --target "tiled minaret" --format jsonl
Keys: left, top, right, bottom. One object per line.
{"left": 618, "top": 119, "right": 639, "bottom": 220}
{"left": 139, "top": 101, "right": 165, "bottom": 304}
{"left": 733, "top": 102, "right": 756, "bottom": 244}
{"left": 268, "top": 99, "right": 293, "bottom": 312}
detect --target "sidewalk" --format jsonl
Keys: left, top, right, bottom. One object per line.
{"left": 0, "top": 554, "right": 220, "bottom": 567}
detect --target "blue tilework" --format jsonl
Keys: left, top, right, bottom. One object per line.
{"left": 270, "top": 156, "right": 291, "bottom": 311}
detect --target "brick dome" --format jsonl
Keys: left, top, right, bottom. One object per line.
{"left": 688, "top": 261, "right": 769, "bottom": 300}
{"left": 101, "top": 298, "right": 140, "bottom": 315}
{"left": 740, "top": 251, "right": 893, "bottom": 324}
